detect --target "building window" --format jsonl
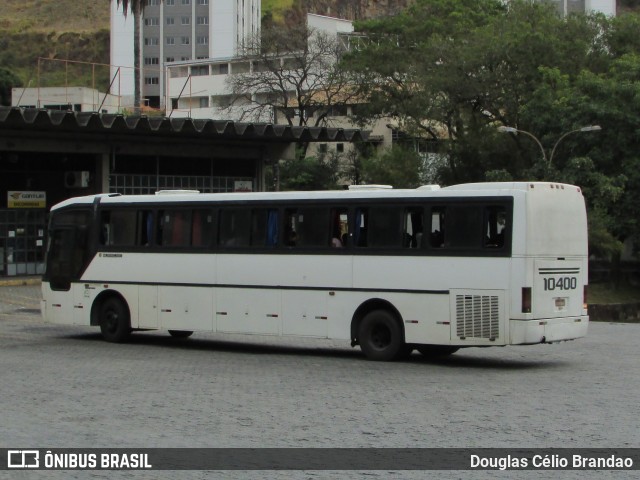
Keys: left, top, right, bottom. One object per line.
{"left": 166, "top": 56, "right": 175, "bottom": 62}
{"left": 213, "top": 64, "right": 229, "bottom": 75}
{"left": 199, "top": 97, "right": 209, "bottom": 108}
{"left": 144, "top": 57, "right": 159, "bottom": 65}
{"left": 197, "top": 16, "right": 209, "bottom": 25}
{"left": 144, "top": 37, "right": 159, "bottom": 46}
{"left": 146, "top": 0, "right": 160, "bottom": 6}
{"left": 198, "top": 0, "right": 208, "bottom": 4}
{"left": 144, "top": 77, "right": 159, "bottom": 85}
{"left": 191, "top": 65, "right": 209, "bottom": 76}
{"left": 336, "top": 143, "right": 344, "bottom": 153}
{"left": 181, "top": 0, "right": 190, "bottom": 5}
{"left": 166, "top": 17, "right": 175, "bottom": 25}
{"left": 181, "top": 56, "right": 190, "bottom": 61}
{"left": 181, "top": 36, "right": 190, "bottom": 45}
{"left": 181, "top": 16, "right": 190, "bottom": 25}
{"left": 197, "top": 36, "right": 208, "bottom": 45}
{"left": 166, "top": 37, "right": 175, "bottom": 45}
{"left": 166, "top": 0, "right": 175, "bottom": 5}
{"left": 144, "top": 17, "right": 159, "bottom": 26}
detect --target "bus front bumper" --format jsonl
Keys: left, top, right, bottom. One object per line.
{"left": 510, "top": 316, "right": 589, "bottom": 345}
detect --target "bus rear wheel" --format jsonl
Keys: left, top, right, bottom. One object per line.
{"left": 416, "top": 345, "right": 459, "bottom": 357}
{"left": 98, "top": 297, "right": 131, "bottom": 343}
{"left": 358, "top": 309, "right": 404, "bottom": 361}
{"left": 168, "top": 330, "right": 193, "bottom": 338}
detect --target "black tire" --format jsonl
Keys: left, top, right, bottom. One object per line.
{"left": 416, "top": 345, "right": 459, "bottom": 357}
{"left": 98, "top": 297, "right": 131, "bottom": 343}
{"left": 168, "top": 330, "right": 193, "bottom": 338}
{"left": 358, "top": 309, "right": 404, "bottom": 361}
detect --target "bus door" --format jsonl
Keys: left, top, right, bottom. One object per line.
{"left": 45, "top": 224, "right": 89, "bottom": 292}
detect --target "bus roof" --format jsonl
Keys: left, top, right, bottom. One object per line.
{"left": 50, "top": 182, "right": 582, "bottom": 210}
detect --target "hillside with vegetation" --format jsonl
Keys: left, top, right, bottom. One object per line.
{"left": 0, "top": 0, "right": 110, "bottom": 96}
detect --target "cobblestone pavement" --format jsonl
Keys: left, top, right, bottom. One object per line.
{"left": 0, "top": 284, "right": 638, "bottom": 480}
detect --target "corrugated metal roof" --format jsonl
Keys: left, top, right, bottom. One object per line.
{"left": 0, "top": 106, "right": 368, "bottom": 143}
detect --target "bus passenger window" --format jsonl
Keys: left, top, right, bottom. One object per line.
{"left": 430, "top": 207, "right": 445, "bottom": 248}
{"left": 485, "top": 206, "right": 507, "bottom": 248}
{"left": 284, "top": 208, "right": 329, "bottom": 248}
{"left": 100, "top": 210, "right": 137, "bottom": 246}
{"left": 368, "top": 207, "right": 403, "bottom": 248}
{"left": 218, "top": 209, "right": 251, "bottom": 247}
{"left": 158, "top": 210, "right": 191, "bottom": 247}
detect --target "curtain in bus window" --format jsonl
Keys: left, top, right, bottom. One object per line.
{"left": 354, "top": 209, "right": 365, "bottom": 247}
{"left": 267, "top": 209, "right": 278, "bottom": 246}
{"left": 192, "top": 209, "right": 214, "bottom": 247}
{"left": 404, "top": 208, "right": 424, "bottom": 248}
{"left": 484, "top": 206, "right": 507, "bottom": 248}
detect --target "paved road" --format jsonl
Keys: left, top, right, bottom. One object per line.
{"left": 0, "top": 284, "right": 638, "bottom": 480}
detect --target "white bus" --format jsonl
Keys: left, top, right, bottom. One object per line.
{"left": 41, "top": 182, "right": 589, "bottom": 361}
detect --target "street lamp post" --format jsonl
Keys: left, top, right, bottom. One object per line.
{"left": 548, "top": 125, "right": 601, "bottom": 166}
{"left": 497, "top": 125, "right": 601, "bottom": 167}
{"left": 497, "top": 126, "right": 548, "bottom": 164}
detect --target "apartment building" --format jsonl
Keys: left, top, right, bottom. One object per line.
{"left": 111, "top": 0, "right": 260, "bottom": 109}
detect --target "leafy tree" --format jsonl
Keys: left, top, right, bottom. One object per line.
{"left": 344, "top": 0, "right": 640, "bottom": 256}
{"left": 359, "top": 145, "right": 426, "bottom": 188}
{"left": 274, "top": 150, "right": 341, "bottom": 191}
{"left": 0, "top": 67, "right": 22, "bottom": 106}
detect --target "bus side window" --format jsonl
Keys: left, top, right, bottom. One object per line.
{"left": 100, "top": 210, "right": 137, "bottom": 246}
{"left": 158, "top": 210, "right": 191, "bottom": 247}
{"left": 218, "top": 209, "right": 251, "bottom": 247}
{"left": 430, "top": 207, "right": 445, "bottom": 248}
{"left": 367, "top": 207, "right": 403, "bottom": 248}
{"left": 485, "top": 206, "right": 507, "bottom": 248}
{"left": 284, "top": 208, "right": 329, "bottom": 248}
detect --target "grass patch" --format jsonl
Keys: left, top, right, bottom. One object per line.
{"left": 589, "top": 282, "right": 640, "bottom": 305}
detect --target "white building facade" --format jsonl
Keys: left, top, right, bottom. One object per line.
{"left": 110, "top": 0, "right": 260, "bottom": 109}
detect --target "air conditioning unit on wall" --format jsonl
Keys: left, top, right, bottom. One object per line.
{"left": 64, "top": 171, "right": 90, "bottom": 188}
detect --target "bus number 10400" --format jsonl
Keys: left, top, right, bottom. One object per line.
{"left": 543, "top": 277, "right": 577, "bottom": 291}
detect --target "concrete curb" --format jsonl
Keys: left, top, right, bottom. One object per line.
{"left": 0, "top": 277, "right": 41, "bottom": 287}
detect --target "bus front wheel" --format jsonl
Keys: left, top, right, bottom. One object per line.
{"left": 98, "top": 297, "right": 131, "bottom": 343}
{"left": 358, "top": 309, "right": 404, "bottom": 361}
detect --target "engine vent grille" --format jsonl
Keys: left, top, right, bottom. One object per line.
{"left": 455, "top": 295, "right": 499, "bottom": 340}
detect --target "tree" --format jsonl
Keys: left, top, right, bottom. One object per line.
{"left": 115, "top": 0, "right": 144, "bottom": 114}
{"left": 346, "top": 0, "right": 604, "bottom": 183}
{"left": 344, "top": 0, "right": 640, "bottom": 256}
{"left": 225, "top": 22, "right": 364, "bottom": 164}
{"left": 0, "top": 67, "right": 22, "bottom": 106}
{"left": 359, "top": 145, "right": 426, "bottom": 188}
